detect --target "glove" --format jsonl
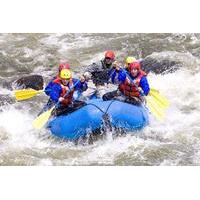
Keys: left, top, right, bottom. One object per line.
{"left": 79, "top": 75, "right": 86, "bottom": 83}
{"left": 83, "top": 72, "right": 91, "bottom": 81}
{"left": 138, "top": 87, "right": 144, "bottom": 95}
{"left": 59, "top": 97, "right": 65, "bottom": 102}
{"left": 113, "top": 61, "right": 121, "bottom": 71}
{"left": 138, "top": 87, "right": 143, "bottom": 92}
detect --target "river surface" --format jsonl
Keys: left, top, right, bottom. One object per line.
{"left": 0, "top": 33, "right": 200, "bottom": 165}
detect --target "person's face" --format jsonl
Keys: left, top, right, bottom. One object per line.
{"left": 131, "top": 68, "right": 139, "bottom": 77}
{"left": 126, "top": 63, "right": 131, "bottom": 69}
{"left": 61, "top": 78, "right": 70, "bottom": 85}
{"left": 105, "top": 57, "right": 113, "bottom": 65}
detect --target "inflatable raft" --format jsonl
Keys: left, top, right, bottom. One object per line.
{"left": 47, "top": 98, "right": 149, "bottom": 140}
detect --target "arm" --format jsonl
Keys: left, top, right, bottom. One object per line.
{"left": 44, "top": 81, "right": 53, "bottom": 95}
{"left": 108, "top": 68, "right": 116, "bottom": 83}
{"left": 73, "top": 78, "right": 88, "bottom": 92}
{"left": 111, "top": 69, "right": 126, "bottom": 84}
{"left": 139, "top": 76, "right": 150, "bottom": 96}
{"left": 83, "top": 61, "right": 109, "bottom": 85}
{"left": 47, "top": 84, "right": 62, "bottom": 103}
{"left": 109, "top": 61, "right": 127, "bottom": 84}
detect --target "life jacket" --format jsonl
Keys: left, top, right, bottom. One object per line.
{"left": 119, "top": 70, "right": 147, "bottom": 98}
{"left": 53, "top": 76, "right": 74, "bottom": 105}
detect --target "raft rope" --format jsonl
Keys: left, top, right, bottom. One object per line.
{"left": 87, "top": 100, "right": 115, "bottom": 115}
{"left": 105, "top": 100, "right": 115, "bottom": 114}
{"left": 86, "top": 103, "right": 105, "bottom": 113}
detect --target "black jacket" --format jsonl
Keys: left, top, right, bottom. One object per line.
{"left": 84, "top": 59, "right": 113, "bottom": 85}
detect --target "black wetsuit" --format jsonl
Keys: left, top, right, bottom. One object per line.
{"left": 84, "top": 59, "right": 113, "bottom": 86}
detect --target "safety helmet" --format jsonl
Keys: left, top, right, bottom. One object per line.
{"left": 125, "top": 57, "right": 136, "bottom": 65}
{"left": 59, "top": 62, "right": 70, "bottom": 72}
{"left": 105, "top": 50, "right": 115, "bottom": 60}
{"left": 60, "top": 69, "right": 72, "bottom": 79}
{"left": 129, "top": 62, "right": 141, "bottom": 71}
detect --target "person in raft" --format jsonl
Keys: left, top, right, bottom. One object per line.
{"left": 44, "top": 68, "right": 88, "bottom": 116}
{"left": 81, "top": 50, "right": 117, "bottom": 97}
{"left": 124, "top": 56, "right": 137, "bottom": 71}
{"left": 58, "top": 61, "right": 70, "bottom": 72}
{"left": 102, "top": 61, "right": 150, "bottom": 105}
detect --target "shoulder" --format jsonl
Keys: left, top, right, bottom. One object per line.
{"left": 140, "top": 76, "right": 149, "bottom": 85}
{"left": 84, "top": 61, "right": 101, "bottom": 72}
{"left": 118, "top": 69, "right": 127, "bottom": 81}
{"left": 90, "top": 60, "right": 102, "bottom": 67}
{"left": 46, "top": 79, "right": 56, "bottom": 87}
{"left": 92, "top": 60, "right": 104, "bottom": 68}
{"left": 51, "top": 81, "right": 62, "bottom": 90}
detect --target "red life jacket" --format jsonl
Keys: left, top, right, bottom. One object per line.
{"left": 119, "top": 70, "right": 147, "bottom": 98}
{"left": 53, "top": 76, "right": 74, "bottom": 106}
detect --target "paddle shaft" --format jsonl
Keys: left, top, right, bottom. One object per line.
{"left": 32, "top": 80, "right": 83, "bottom": 129}
{"left": 53, "top": 80, "right": 81, "bottom": 109}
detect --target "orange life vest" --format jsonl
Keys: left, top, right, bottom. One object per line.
{"left": 53, "top": 76, "right": 74, "bottom": 106}
{"left": 119, "top": 70, "right": 147, "bottom": 98}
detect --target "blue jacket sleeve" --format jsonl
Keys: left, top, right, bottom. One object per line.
{"left": 72, "top": 78, "right": 88, "bottom": 92}
{"left": 44, "top": 81, "right": 53, "bottom": 96}
{"left": 109, "top": 69, "right": 126, "bottom": 84}
{"left": 139, "top": 76, "right": 150, "bottom": 96}
{"left": 110, "top": 70, "right": 117, "bottom": 83}
{"left": 117, "top": 69, "right": 127, "bottom": 83}
{"left": 108, "top": 68, "right": 116, "bottom": 78}
{"left": 45, "top": 82, "right": 62, "bottom": 102}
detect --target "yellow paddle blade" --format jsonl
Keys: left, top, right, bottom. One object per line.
{"left": 14, "top": 89, "right": 44, "bottom": 101}
{"left": 146, "top": 96, "right": 165, "bottom": 121}
{"left": 32, "top": 107, "right": 54, "bottom": 129}
{"left": 149, "top": 91, "right": 168, "bottom": 110}
{"left": 150, "top": 88, "right": 159, "bottom": 94}
{"left": 150, "top": 88, "right": 170, "bottom": 108}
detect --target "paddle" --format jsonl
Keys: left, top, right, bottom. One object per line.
{"left": 149, "top": 88, "right": 170, "bottom": 108}
{"left": 14, "top": 89, "right": 44, "bottom": 101}
{"left": 14, "top": 73, "right": 90, "bottom": 101}
{"left": 32, "top": 80, "right": 80, "bottom": 129}
{"left": 146, "top": 96, "right": 165, "bottom": 120}
{"left": 15, "top": 68, "right": 116, "bottom": 101}
{"left": 121, "top": 69, "right": 169, "bottom": 121}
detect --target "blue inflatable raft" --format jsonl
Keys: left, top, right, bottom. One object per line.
{"left": 47, "top": 98, "right": 149, "bottom": 140}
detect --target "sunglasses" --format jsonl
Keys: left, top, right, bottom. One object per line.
{"left": 105, "top": 57, "right": 113, "bottom": 60}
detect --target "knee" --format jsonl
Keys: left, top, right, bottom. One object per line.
{"left": 102, "top": 93, "right": 108, "bottom": 101}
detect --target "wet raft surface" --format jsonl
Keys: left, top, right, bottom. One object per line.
{"left": 48, "top": 99, "right": 149, "bottom": 140}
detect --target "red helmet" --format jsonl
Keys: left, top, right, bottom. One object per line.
{"left": 59, "top": 62, "right": 70, "bottom": 72}
{"left": 129, "top": 62, "right": 141, "bottom": 71}
{"left": 105, "top": 50, "right": 115, "bottom": 60}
